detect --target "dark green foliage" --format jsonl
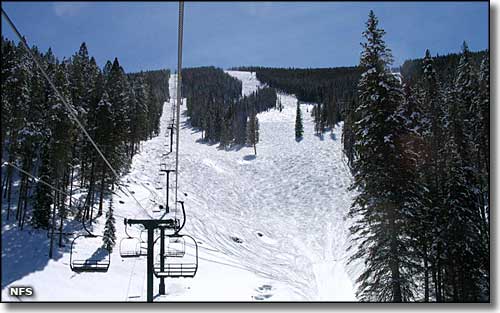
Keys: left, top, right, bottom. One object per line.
{"left": 31, "top": 148, "right": 53, "bottom": 229}
{"left": 182, "top": 67, "right": 241, "bottom": 143}
{"left": 295, "top": 101, "right": 303, "bottom": 139}
{"left": 234, "top": 66, "right": 362, "bottom": 124}
{"left": 1, "top": 37, "right": 169, "bottom": 237}
{"left": 348, "top": 11, "right": 416, "bottom": 302}
{"left": 343, "top": 13, "right": 489, "bottom": 302}
{"left": 246, "top": 107, "right": 259, "bottom": 155}
{"left": 102, "top": 197, "right": 116, "bottom": 252}
{"left": 400, "top": 49, "right": 487, "bottom": 87}
{"left": 182, "top": 67, "right": 276, "bottom": 148}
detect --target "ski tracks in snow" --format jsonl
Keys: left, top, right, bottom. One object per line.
{"left": 153, "top": 71, "right": 357, "bottom": 300}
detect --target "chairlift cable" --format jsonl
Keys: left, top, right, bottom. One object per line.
{"left": 3, "top": 161, "right": 132, "bottom": 222}
{"left": 174, "top": 1, "right": 184, "bottom": 213}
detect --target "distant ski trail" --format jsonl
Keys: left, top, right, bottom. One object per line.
{"left": 165, "top": 71, "right": 357, "bottom": 300}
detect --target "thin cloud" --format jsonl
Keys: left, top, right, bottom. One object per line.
{"left": 242, "top": 2, "right": 274, "bottom": 18}
{"left": 53, "top": 2, "right": 88, "bottom": 17}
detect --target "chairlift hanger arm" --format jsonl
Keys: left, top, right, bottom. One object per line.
{"left": 175, "top": 200, "right": 187, "bottom": 234}
{"left": 125, "top": 218, "right": 178, "bottom": 229}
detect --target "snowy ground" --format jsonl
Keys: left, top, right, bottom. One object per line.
{"left": 2, "top": 71, "right": 357, "bottom": 302}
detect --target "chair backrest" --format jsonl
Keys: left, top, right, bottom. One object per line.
{"left": 153, "top": 234, "right": 198, "bottom": 278}
{"left": 70, "top": 235, "right": 111, "bottom": 272}
{"left": 166, "top": 237, "right": 185, "bottom": 257}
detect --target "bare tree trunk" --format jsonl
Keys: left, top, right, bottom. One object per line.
{"left": 58, "top": 195, "right": 65, "bottom": 247}
{"left": 88, "top": 160, "right": 96, "bottom": 226}
{"left": 0, "top": 166, "right": 5, "bottom": 201}
{"left": 58, "top": 170, "right": 69, "bottom": 247}
{"left": 19, "top": 157, "right": 33, "bottom": 228}
{"left": 80, "top": 156, "right": 86, "bottom": 189}
{"left": 68, "top": 164, "right": 74, "bottom": 212}
{"left": 389, "top": 207, "right": 402, "bottom": 302}
{"left": 20, "top": 178, "right": 30, "bottom": 230}
{"left": 16, "top": 174, "right": 26, "bottom": 221}
{"left": 424, "top": 242, "right": 429, "bottom": 302}
{"left": 432, "top": 264, "right": 438, "bottom": 302}
{"left": 86, "top": 160, "right": 95, "bottom": 221}
{"left": 4, "top": 167, "right": 11, "bottom": 220}
{"left": 48, "top": 190, "right": 57, "bottom": 259}
{"left": 98, "top": 165, "right": 106, "bottom": 216}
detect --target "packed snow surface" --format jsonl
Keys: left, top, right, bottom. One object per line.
{"left": 2, "top": 71, "right": 357, "bottom": 301}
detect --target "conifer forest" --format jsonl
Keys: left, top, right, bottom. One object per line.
{"left": 0, "top": 2, "right": 490, "bottom": 303}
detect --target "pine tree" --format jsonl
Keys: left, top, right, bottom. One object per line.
{"left": 348, "top": 10, "right": 416, "bottom": 302}
{"left": 277, "top": 96, "right": 283, "bottom": 112}
{"left": 32, "top": 147, "right": 53, "bottom": 229}
{"left": 246, "top": 108, "right": 259, "bottom": 155}
{"left": 295, "top": 101, "right": 303, "bottom": 140}
{"left": 417, "top": 49, "right": 448, "bottom": 302}
{"left": 105, "top": 58, "right": 131, "bottom": 175}
{"left": 219, "top": 105, "right": 234, "bottom": 149}
{"left": 342, "top": 98, "right": 357, "bottom": 169}
{"left": 436, "top": 43, "right": 487, "bottom": 302}
{"left": 476, "top": 54, "right": 489, "bottom": 235}
{"left": 313, "top": 103, "right": 322, "bottom": 135}
{"left": 102, "top": 197, "right": 116, "bottom": 252}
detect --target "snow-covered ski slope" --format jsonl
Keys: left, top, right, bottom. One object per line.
{"left": 2, "top": 71, "right": 357, "bottom": 302}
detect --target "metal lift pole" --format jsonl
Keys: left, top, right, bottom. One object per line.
{"left": 159, "top": 227, "right": 166, "bottom": 295}
{"left": 146, "top": 225, "right": 154, "bottom": 302}
{"left": 125, "top": 218, "right": 177, "bottom": 302}
{"left": 166, "top": 170, "right": 175, "bottom": 212}
{"left": 168, "top": 125, "right": 174, "bottom": 153}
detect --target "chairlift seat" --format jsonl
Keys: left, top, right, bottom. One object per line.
{"left": 119, "top": 237, "right": 141, "bottom": 258}
{"left": 71, "top": 259, "right": 110, "bottom": 272}
{"left": 166, "top": 237, "right": 185, "bottom": 257}
{"left": 70, "top": 235, "right": 111, "bottom": 272}
{"left": 153, "top": 234, "right": 198, "bottom": 278}
{"left": 153, "top": 263, "right": 197, "bottom": 278}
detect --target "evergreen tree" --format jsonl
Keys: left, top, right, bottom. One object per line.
{"left": 219, "top": 105, "right": 234, "bottom": 149}
{"left": 32, "top": 147, "right": 53, "bottom": 229}
{"left": 342, "top": 98, "right": 357, "bottom": 169}
{"left": 417, "top": 49, "right": 447, "bottom": 302}
{"left": 102, "top": 197, "right": 116, "bottom": 252}
{"left": 295, "top": 101, "right": 303, "bottom": 140}
{"left": 246, "top": 108, "right": 259, "bottom": 155}
{"left": 313, "top": 103, "right": 322, "bottom": 135}
{"left": 348, "top": 10, "right": 416, "bottom": 302}
{"left": 476, "top": 54, "right": 490, "bottom": 234}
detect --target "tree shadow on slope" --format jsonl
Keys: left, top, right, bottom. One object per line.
{"left": 180, "top": 118, "right": 247, "bottom": 152}
{"left": 315, "top": 133, "right": 325, "bottom": 141}
{"left": 1, "top": 213, "right": 86, "bottom": 288}
{"left": 243, "top": 155, "right": 257, "bottom": 161}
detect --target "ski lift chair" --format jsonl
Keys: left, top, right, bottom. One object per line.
{"left": 153, "top": 235, "right": 198, "bottom": 278}
{"left": 119, "top": 237, "right": 141, "bottom": 257}
{"left": 140, "top": 229, "right": 149, "bottom": 243}
{"left": 154, "top": 181, "right": 163, "bottom": 190}
{"left": 119, "top": 223, "right": 142, "bottom": 258}
{"left": 70, "top": 235, "right": 110, "bottom": 272}
{"left": 69, "top": 201, "right": 111, "bottom": 272}
{"left": 166, "top": 236, "right": 185, "bottom": 257}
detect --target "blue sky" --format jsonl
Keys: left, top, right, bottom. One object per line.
{"left": 1, "top": 1, "right": 489, "bottom": 73}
